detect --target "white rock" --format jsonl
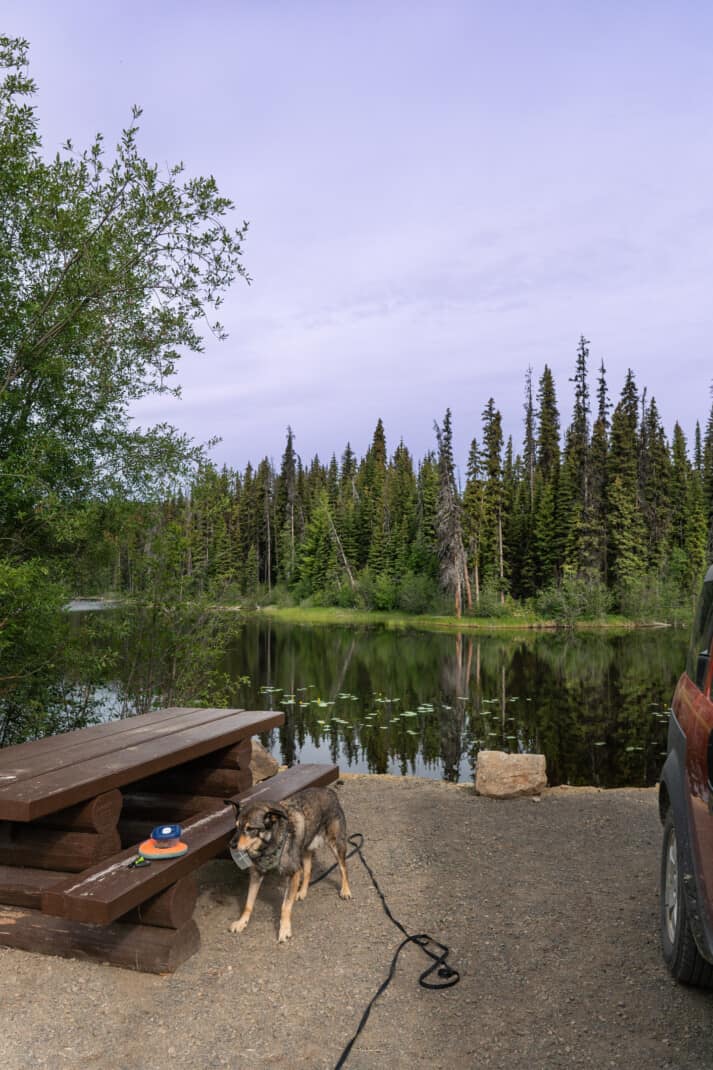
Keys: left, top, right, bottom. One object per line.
{"left": 475, "top": 750, "right": 547, "bottom": 798}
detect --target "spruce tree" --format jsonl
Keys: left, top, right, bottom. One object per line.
{"left": 434, "top": 409, "right": 471, "bottom": 616}
{"left": 481, "top": 398, "right": 506, "bottom": 602}
{"left": 608, "top": 370, "right": 646, "bottom": 595}
{"left": 587, "top": 360, "right": 610, "bottom": 582}
{"left": 534, "top": 366, "right": 561, "bottom": 584}
{"left": 638, "top": 396, "right": 672, "bottom": 572}
{"left": 276, "top": 427, "right": 298, "bottom": 586}
{"left": 462, "top": 438, "right": 484, "bottom": 605}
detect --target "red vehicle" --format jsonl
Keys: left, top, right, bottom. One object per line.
{"left": 660, "top": 567, "right": 713, "bottom": 985}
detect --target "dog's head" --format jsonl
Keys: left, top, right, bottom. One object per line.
{"left": 226, "top": 800, "right": 289, "bottom": 857}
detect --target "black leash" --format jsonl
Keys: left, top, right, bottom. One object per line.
{"left": 310, "top": 832, "right": 460, "bottom": 1069}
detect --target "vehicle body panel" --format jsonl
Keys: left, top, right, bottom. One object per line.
{"left": 661, "top": 566, "right": 713, "bottom": 966}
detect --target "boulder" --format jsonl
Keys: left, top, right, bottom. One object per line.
{"left": 250, "top": 739, "right": 280, "bottom": 783}
{"left": 475, "top": 750, "right": 547, "bottom": 798}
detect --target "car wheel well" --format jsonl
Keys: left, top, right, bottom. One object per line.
{"left": 658, "top": 781, "right": 670, "bottom": 824}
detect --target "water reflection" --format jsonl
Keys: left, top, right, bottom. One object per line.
{"left": 8, "top": 609, "right": 683, "bottom": 787}
{"left": 225, "top": 619, "right": 686, "bottom": 787}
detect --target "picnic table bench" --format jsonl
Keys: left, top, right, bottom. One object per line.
{"left": 0, "top": 707, "right": 338, "bottom": 973}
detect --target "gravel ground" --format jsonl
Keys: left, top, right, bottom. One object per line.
{"left": 0, "top": 775, "right": 711, "bottom": 1070}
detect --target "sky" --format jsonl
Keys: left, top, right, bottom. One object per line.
{"left": 4, "top": 1, "right": 713, "bottom": 475}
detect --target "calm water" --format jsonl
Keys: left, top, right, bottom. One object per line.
{"left": 221, "top": 619, "right": 687, "bottom": 787}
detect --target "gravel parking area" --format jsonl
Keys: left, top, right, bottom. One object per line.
{"left": 1, "top": 775, "right": 711, "bottom": 1069}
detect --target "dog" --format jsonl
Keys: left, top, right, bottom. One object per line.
{"left": 226, "top": 786, "right": 352, "bottom": 943}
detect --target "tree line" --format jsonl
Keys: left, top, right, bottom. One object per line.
{"left": 97, "top": 338, "right": 710, "bottom": 622}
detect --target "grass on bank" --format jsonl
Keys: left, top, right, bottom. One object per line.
{"left": 231, "top": 603, "right": 676, "bottom": 634}
{"left": 212, "top": 572, "right": 695, "bottom": 632}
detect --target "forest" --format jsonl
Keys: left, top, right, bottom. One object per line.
{"left": 82, "top": 337, "right": 711, "bottom": 626}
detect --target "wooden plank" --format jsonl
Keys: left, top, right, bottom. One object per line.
{"left": 121, "top": 791, "right": 228, "bottom": 822}
{"left": 0, "top": 710, "right": 284, "bottom": 822}
{"left": 121, "top": 876, "right": 197, "bottom": 930}
{"left": 132, "top": 765, "right": 252, "bottom": 798}
{"left": 0, "top": 827, "right": 122, "bottom": 872}
{"left": 42, "top": 763, "right": 339, "bottom": 925}
{"left": 233, "top": 765, "right": 338, "bottom": 807}
{"left": 0, "top": 707, "right": 205, "bottom": 767}
{"left": 0, "top": 707, "right": 248, "bottom": 784}
{"left": 0, "top": 865, "right": 67, "bottom": 909}
{"left": 190, "top": 739, "right": 252, "bottom": 770}
{"left": 0, "top": 907, "right": 200, "bottom": 974}
{"left": 37, "top": 790, "right": 123, "bottom": 833}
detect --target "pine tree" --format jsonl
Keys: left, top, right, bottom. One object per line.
{"left": 384, "top": 440, "right": 417, "bottom": 580}
{"left": 536, "top": 365, "right": 561, "bottom": 482}
{"left": 411, "top": 452, "right": 440, "bottom": 580}
{"left": 434, "top": 409, "right": 471, "bottom": 616}
{"left": 567, "top": 335, "right": 591, "bottom": 513}
{"left": 462, "top": 438, "right": 484, "bottom": 604}
{"left": 587, "top": 360, "right": 610, "bottom": 581}
{"left": 638, "top": 396, "right": 672, "bottom": 572}
{"left": 670, "top": 423, "right": 707, "bottom": 593}
{"left": 337, "top": 442, "right": 358, "bottom": 568}
{"left": 481, "top": 399, "right": 506, "bottom": 602}
{"left": 295, "top": 491, "right": 338, "bottom": 600}
{"left": 694, "top": 421, "right": 703, "bottom": 476}
{"left": 523, "top": 367, "right": 536, "bottom": 509}
{"left": 608, "top": 370, "right": 646, "bottom": 594}
{"left": 276, "top": 427, "right": 298, "bottom": 586}
{"left": 355, "top": 419, "right": 387, "bottom": 569}
{"left": 534, "top": 366, "right": 561, "bottom": 584}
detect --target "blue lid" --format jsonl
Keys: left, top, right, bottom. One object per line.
{"left": 151, "top": 823, "right": 182, "bottom": 841}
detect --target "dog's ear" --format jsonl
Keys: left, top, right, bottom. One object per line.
{"left": 264, "top": 803, "right": 288, "bottom": 827}
{"left": 223, "top": 799, "right": 240, "bottom": 821}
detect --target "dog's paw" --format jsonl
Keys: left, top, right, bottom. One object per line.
{"left": 296, "top": 888, "right": 308, "bottom": 902}
{"left": 229, "top": 917, "right": 249, "bottom": 934}
{"left": 339, "top": 887, "right": 352, "bottom": 900}
{"left": 277, "top": 925, "right": 292, "bottom": 943}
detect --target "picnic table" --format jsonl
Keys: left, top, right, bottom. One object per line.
{"left": 0, "top": 707, "right": 338, "bottom": 973}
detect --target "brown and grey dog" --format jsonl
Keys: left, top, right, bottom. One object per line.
{"left": 227, "top": 786, "right": 352, "bottom": 943}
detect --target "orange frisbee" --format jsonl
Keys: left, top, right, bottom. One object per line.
{"left": 139, "top": 837, "right": 188, "bottom": 859}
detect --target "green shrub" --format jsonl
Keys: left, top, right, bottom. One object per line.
{"left": 396, "top": 571, "right": 439, "bottom": 614}
{"left": 535, "top": 574, "right": 612, "bottom": 625}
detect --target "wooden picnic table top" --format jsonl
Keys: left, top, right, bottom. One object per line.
{"left": 0, "top": 707, "right": 284, "bottom": 823}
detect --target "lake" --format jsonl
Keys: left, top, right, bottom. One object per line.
{"left": 63, "top": 609, "right": 687, "bottom": 787}
{"left": 219, "top": 617, "right": 686, "bottom": 787}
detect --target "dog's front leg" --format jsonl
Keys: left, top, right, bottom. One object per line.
{"left": 229, "top": 866, "right": 263, "bottom": 934}
{"left": 278, "top": 870, "right": 302, "bottom": 943}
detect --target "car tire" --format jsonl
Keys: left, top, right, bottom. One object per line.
{"left": 660, "top": 808, "right": 713, "bottom": 987}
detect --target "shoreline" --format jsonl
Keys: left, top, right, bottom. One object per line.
{"left": 338, "top": 770, "right": 659, "bottom": 794}
{"left": 229, "top": 604, "right": 683, "bottom": 634}
{"left": 70, "top": 595, "right": 689, "bottom": 633}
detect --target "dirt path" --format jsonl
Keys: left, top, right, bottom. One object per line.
{"left": 0, "top": 776, "right": 711, "bottom": 1069}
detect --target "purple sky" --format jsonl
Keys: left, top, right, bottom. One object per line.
{"left": 5, "top": 2, "right": 713, "bottom": 475}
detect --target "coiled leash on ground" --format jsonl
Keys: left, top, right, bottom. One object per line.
{"left": 310, "top": 832, "right": 460, "bottom": 1070}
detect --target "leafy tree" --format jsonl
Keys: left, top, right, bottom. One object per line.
{"left": 0, "top": 37, "right": 248, "bottom": 559}
{"left": 0, "top": 36, "right": 248, "bottom": 741}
